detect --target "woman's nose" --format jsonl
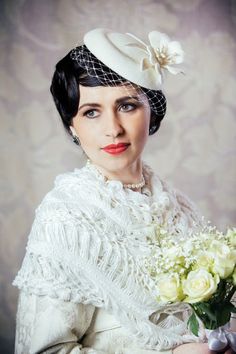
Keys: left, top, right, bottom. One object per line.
{"left": 104, "top": 112, "right": 124, "bottom": 138}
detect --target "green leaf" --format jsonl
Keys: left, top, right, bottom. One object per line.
{"left": 216, "top": 309, "right": 231, "bottom": 327}
{"left": 215, "top": 302, "right": 236, "bottom": 327}
{"left": 188, "top": 312, "right": 199, "bottom": 336}
{"left": 196, "top": 302, "right": 217, "bottom": 321}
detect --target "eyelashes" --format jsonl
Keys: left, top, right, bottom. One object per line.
{"left": 82, "top": 102, "right": 139, "bottom": 119}
{"left": 83, "top": 109, "right": 98, "bottom": 119}
{"left": 119, "top": 103, "right": 137, "bottom": 112}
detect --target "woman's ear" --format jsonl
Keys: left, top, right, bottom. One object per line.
{"left": 69, "top": 125, "right": 77, "bottom": 137}
{"left": 69, "top": 125, "right": 81, "bottom": 145}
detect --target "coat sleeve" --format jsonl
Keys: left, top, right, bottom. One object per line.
{"left": 13, "top": 198, "right": 107, "bottom": 354}
{"left": 14, "top": 290, "right": 105, "bottom": 354}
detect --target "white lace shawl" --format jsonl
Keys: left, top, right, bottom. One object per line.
{"left": 13, "top": 161, "right": 205, "bottom": 350}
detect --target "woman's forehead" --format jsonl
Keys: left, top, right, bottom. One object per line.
{"left": 79, "top": 84, "right": 146, "bottom": 103}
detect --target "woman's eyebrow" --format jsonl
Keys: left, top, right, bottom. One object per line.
{"left": 78, "top": 95, "right": 141, "bottom": 111}
{"left": 78, "top": 103, "right": 100, "bottom": 111}
{"left": 115, "top": 96, "right": 141, "bottom": 105}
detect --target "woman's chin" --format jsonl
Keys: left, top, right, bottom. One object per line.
{"left": 91, "top": 155, "right": 140, "bottom": 174}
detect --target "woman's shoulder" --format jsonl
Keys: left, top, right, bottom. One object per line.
{"left": 172, "top": 186, "right": 203, "bottom": 225}
{"left": 35, "top": 166, "right": 88, "bottom": 221}
{"left": 148, "top": 164, "right": 204, "bottom": 228}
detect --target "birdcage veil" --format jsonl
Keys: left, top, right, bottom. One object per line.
{"left": 70, "top": 44, "right": 166, "bottom": 117}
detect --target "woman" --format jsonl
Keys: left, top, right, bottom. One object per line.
{"left": 13, "top": 28, "right": 233, "bottom": 354}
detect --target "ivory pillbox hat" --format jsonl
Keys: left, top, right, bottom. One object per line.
{"left": 84, "top": 28, "right": 184, "bottom": 90}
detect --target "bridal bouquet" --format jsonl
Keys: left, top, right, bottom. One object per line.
{"left": 145, "top": 225, "right": 236, "bottom": 336}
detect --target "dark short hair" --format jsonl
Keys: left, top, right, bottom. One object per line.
{"left": 50, "top": 49, "right": 167, "bottom": 141}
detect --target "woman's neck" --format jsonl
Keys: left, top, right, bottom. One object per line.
{"left": 88, "top": 159, "right": 144, "bottom": 190}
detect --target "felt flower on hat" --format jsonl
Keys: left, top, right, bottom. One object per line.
{"left": 126, "top": 31, "right": 184, "bottom": 85}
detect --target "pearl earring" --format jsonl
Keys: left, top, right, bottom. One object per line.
{"left": 69, "top": 126, "right": 81, "bottom": 146}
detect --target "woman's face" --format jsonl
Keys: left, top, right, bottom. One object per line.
{"left": 71, "top": 84, "right": 151, "bottom": 177}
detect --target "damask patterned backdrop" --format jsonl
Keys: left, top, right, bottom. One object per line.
{"left": 0, "top": 0, "right": 235, "bottom": 352}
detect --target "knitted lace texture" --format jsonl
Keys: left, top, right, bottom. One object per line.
{"left": 13, "top": 161, "right": 205, "bottom": 350}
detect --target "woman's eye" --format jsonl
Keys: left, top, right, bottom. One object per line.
{"left": 120, "top": 103, "right": 136, "bottom": 112}
{"left": 84, "top": 110, "right": 98, "bottom": 119}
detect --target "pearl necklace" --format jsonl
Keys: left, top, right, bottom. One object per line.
{"left": 87, "top": 159, "right": 146, "bottom": 190}
{"left": 123, "top": 174, "right": 145, "bottom": 189}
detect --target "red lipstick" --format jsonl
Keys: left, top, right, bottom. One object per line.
{"left": 102, "top": 143, "right": 130, "bottom": 155}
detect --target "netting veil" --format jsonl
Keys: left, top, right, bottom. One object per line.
{"left": 70, "top": 44, "right": 166, "bottom": 120}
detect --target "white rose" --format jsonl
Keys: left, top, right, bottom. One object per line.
{"left": 232, "top": 267, "right": 236, "bottom": 286}
{"left": 226, "top": 228, "right": 236, "bottom": 247}
{"left": 183, "top": 269, "right": 219, "bottom": 303}
{"left": 212, "top": 252, "right": 236, "bottom": 279}
{"left": 209, "top": 240, "right": 231, "bottom": 257}
{"left": 194, "top": 251, "right": 214, "bottom": 272}
{"left": 157, "top": 273, "right": 184, "bottom": 302}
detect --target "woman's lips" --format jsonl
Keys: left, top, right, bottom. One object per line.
{"left": 102, "top": 143, "right": 130, "bottom": 155}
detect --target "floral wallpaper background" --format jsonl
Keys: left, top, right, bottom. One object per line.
{"left": 0, "top": 0, "right": 235, "bottom": 352}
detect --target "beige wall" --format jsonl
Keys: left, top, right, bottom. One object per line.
{"left": 0, "top": 0, "right": 235, "bottom": 352}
